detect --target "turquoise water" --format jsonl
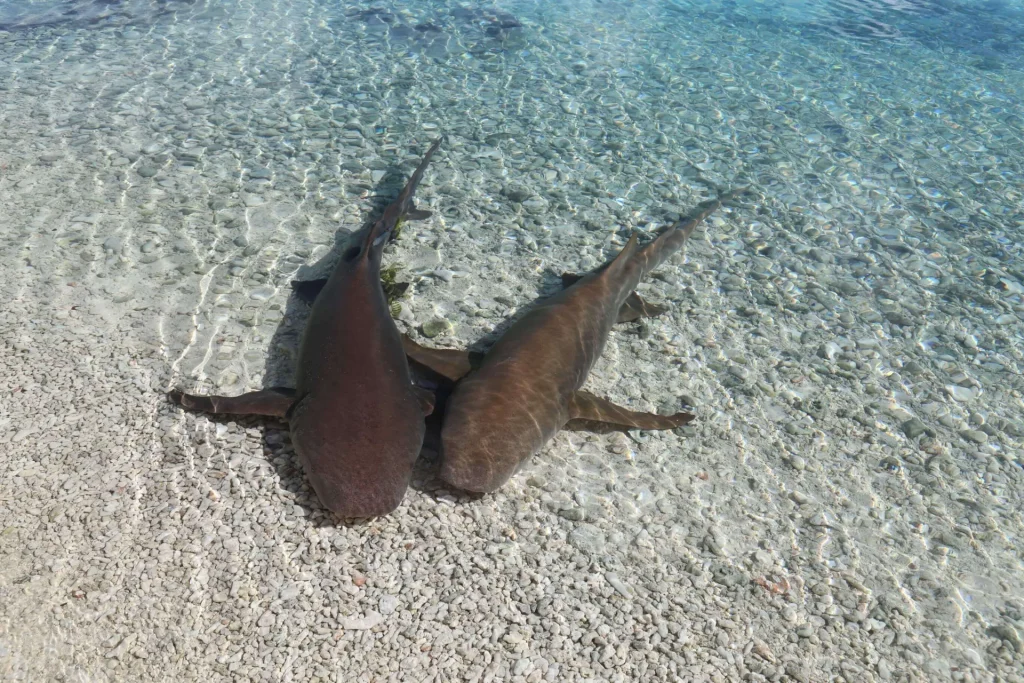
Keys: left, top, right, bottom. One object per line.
{"left": 1, "top": 1, "right": 1022, "bottom": 681}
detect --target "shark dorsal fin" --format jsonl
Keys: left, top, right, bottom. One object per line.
{"left": 598, "top": 232, "right": 640, "bottom": 280}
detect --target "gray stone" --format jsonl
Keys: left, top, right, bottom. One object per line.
{"left": 102, "top": 236, "right": 124, "bottom": 252}
{"left": 902, "top": 418, "right": 927, "bottom": 439}
{"left": 960, "top": 429, "right": 988, "bottom": 444}
{"left": 502, "top": 184, "right": 534, "bottom": 203}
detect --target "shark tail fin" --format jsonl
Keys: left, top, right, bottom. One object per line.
{"left": 628, "top": 187, "right": 749, "bottom": 281}
{"left": 361, "top": 136, "right": 445, "bottom": 255}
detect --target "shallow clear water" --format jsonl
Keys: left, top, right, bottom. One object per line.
{"left": 1, "top": 0, "right": 1022, "bottom": 680}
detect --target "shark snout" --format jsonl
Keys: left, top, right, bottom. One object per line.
{"left": 439, "top": 456, "right": 500, "bottom": 494}
{"left": 312, "top": 478, "right": 408, "bottom": 518}
{"left": 307, "top": 464, "right": 411, "bottom": 518}
{"left": 439, "top": 429, "right": 524, "bottom": 494}
{"left": 438, "top": 383, "right": 546, "bottom": 494}
{"left": 293, "top": 433, "right": 419, "bottom": 518}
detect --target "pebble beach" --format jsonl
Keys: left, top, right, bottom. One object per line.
{"left": 1, "top": 0, "right": 1023, "bottom": 681}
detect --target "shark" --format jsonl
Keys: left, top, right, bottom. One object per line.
{"left": 404, "top": 191, "right": 746, "bottom": 494}
{"left": 168, "top": 137, "right": 443, "bottom": 517}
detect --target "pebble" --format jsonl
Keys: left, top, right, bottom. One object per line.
{"left": 960, "top": 429, "right": 988, "bottom": 444}
{"left": 13, "top": 426, "right": 38, "bottom": 443}
{"left": 785, "top": 422, "right": 811, "bottom": 436}
{"left": 3, "top": 13, "right": 1021, "bottom": 683}
{"left": 102, "top": 236, "right": 124, "bottom": 252}
{"left": 558, "top": 507, "right": 585, "bottom": 521}
{"left": 785, "top": 661, "right": 811, "bottom": 683}
{"left": 728, "top": 364, "right": 751, "bottom": 380}
{"left": 903, "top": 360, "right": 925, "bottom": 376}
{"left": 422, "top": 318, "right": 452, "bottom": 338}
{"left": 923, "top": 659, "right": 950, "bottom": 677}
{"left": 502, "top": 184, "right": 534, "bottom": 202}
{"left": 991, "top": 623, "right": 1022, "bottom": 652}
{"left": 379, "top": 595, "right": 399, "bottom": 615}
{"left": 901, "top": 418, "right": 927, "bottom": 439}
{"left": 249, "top": 286, "right": 275, "bottom": 301}
{"left": 568, "top": 526, "right": 606, "bottom": 554}
{"left": 432, "top": 268, "right": 454, "bottom": 282}
{"left": 817, "top": 342, "right": 840, "bottom": 360}
{"left": 604, "top": 572, "right": 632, "bottom": 598}
{"left": 341, "top": 611, "right": 384, "bottom": 630}
{"left": 521, "top": 197, "right": 549, "bottom": 214}
{"left": 946, "top": 384, "right": 978, "bottom": 401}
{"left": 877, "top": 658, "right": 892, "bottom": 680}
{"left": 406, "top": 247, "right": 442, "bottom": 272}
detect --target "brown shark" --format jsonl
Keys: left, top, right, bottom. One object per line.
{"left": 168, "top": 137, "right": 444, "bottom": 517}
{"left": 404, "top": 191, "right": 745, "bottom": 493}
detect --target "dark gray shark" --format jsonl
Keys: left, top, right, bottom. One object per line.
{"left": 169, "top": 138, "right": 443, "bottom": 518}
{"left": 405, "top": 191, "right": 746, "bottom": 494}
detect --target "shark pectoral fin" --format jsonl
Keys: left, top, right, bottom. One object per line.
{"left": 401, "top": 334, "right": 480, "bottom": 382}
{"left": 405, "top": 208, "right": 433, "bottom": 220}
{"left": 560, "top": 272, "right": 583, "bottom": 287}
{"left": 291, "top": 278, "right": 328, "bottom": 305}
{"left": 168, "top": 387, "right": 296, "bottom": 417}
{"left": 617, "top": 291, "right": 670, "bottom": 323}
{"left": 412, "top": 386, "right": 436, "bottom": 416}
{"left": 386, "top": 281, "right": 410, "bottom": 298}
{"left": 566, "top": 390, "right": 695, "bottom": 434}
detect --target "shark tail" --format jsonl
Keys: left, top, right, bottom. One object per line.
{"left": 627, "top": 187, "right": 748, "bottom": 282}
{"left": 361, "top": 136, "right": 445, "bottom": 255}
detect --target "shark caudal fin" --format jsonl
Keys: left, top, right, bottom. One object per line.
{"left": 627, "top": 187, "right": 750, "bottom": 281}
{"left": 361, "top": 136, "right": 444, "bottom": 256}
{"left": 569, "top": 188, "right": 747, "bottom": 321}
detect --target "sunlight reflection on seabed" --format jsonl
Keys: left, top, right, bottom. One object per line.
{"left": 0, "top": 0, "right": 1023, "bottom": 679}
